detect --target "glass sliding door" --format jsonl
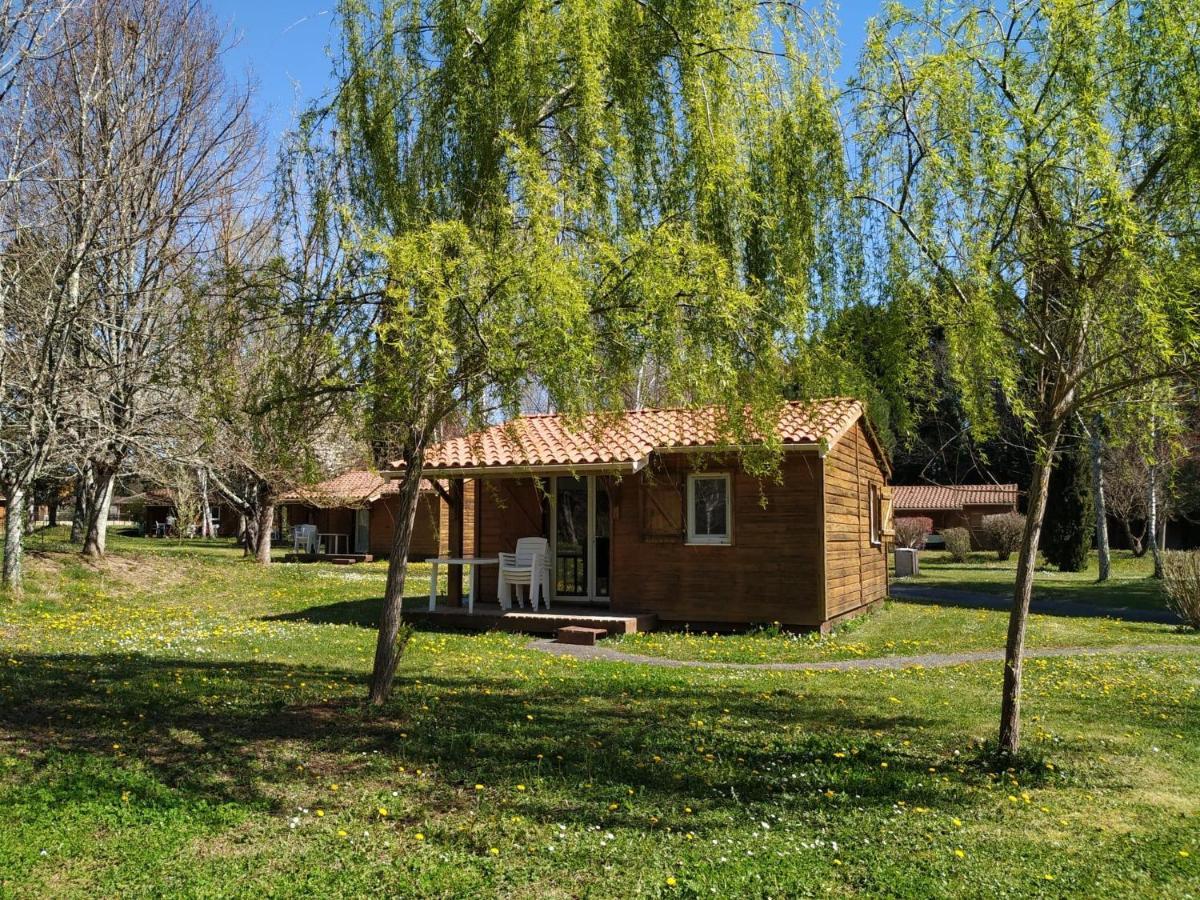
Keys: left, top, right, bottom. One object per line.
{"left": 555, "top": 477, "right": 588, "bottom": 597}
{"left": 552, "top": 475, "right": 611, "bottom": 604}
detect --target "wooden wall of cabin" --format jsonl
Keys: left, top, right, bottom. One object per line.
{"left": 437, "top": 481, "right": 477, "bottom": 557}
{"left": 473, "top": 477, "right": 547, "bottom": 601}
{"left": 822, "top": 420, "right": 889, "bottom": 620}
{"left": 610, "top": 452, "right": 826, "bottom": 627}
{"left": 369, "top": 492, "right": 443, "bottom": 559}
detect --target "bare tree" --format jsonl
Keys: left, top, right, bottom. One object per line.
{"left": 67, "top": 0, "right": 259, "bottom": 558}
{"left": 194, "top": 127, "right": 364, "bottom": 564}
{"left": 0, "top": 1, "right": 81, "bottom": 591}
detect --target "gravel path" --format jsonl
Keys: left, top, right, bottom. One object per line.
{"left": 888, "top": 582, "right": 1181, "bottom": 624}
{"left": 528, "top": 639, "right": 1197, "bottom": 671}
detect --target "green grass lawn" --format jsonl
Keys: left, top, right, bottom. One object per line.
{"left": 898, "top": 549, "right": 1168, "bottom": 610}
{"left": 1, "top": 530, "right": 1198, "bottom": 897}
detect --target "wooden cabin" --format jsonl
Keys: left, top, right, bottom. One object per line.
{"left": 892, "top": 484, "right": 1018, "bottom": 547}
{"left": 142, "top": 489, "right": 238, "bottom": 538}
{"left": 277, "top": 470, "right": 474, "bottom": 561}
{"left": 395, "top": 398, "right": 892, "bottom": 632}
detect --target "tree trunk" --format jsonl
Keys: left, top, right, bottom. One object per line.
{"left": 369, "top": 450, "right": 427, "bottom": 705}
{"left": 254, "top": 497, "right": 274, "bottom": 565}
{"left": 82, "top": 466, "right": 117, "bottom": 558}
{"left": 48, "top": 500, "right": 58, "bottom": 528}
{"left": 1090, "top": 416, "right": 1110, "bottom": 582}
{"left": 198, "top": 469, "right": 214, "bottom": 538}
{"left": 998, "top": 438, "right": 1058, "bottom": 756}
{"left": 1119, "top": 517, "right": 1146, "bottom": 557}
{"left": 1148, "top": 460, "right": 1163, "bottom": 579}
{"left": 70, "top": 463, "right": 93, "bottom": 544}
{"left": 25, "top": 494, "right": 36, "bottom": 535}
{"left": 3, "top": 485, "right": 26, "bottom": 594}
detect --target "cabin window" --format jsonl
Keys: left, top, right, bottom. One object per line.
{"left": 687, "top": 473, "right": 731, "bottom": 545}
{"left": 869, "top": 484, "right": 881, "bottom": 546}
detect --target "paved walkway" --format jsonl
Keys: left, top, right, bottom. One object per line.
{"left": 888, "top": 582, "right": 1181, "bottom": 624}
{"left": 528, "top": 639, "right": 1197, "bottom": 671}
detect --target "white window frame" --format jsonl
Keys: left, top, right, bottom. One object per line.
{"left": 686, "top": 473, "right": 732, "bottom": 546}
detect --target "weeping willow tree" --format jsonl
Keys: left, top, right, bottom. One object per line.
{"left": 854, "top": 0, "right": 1200, "bottom": 753}
{"left": 331, "top": 0, "right": 850, "bottom": 703}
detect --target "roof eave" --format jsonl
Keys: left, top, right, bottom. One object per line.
{"left": 384, "top": 459, "right": 648, "bottom": 479}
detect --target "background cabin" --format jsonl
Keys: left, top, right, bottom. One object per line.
{"left": 277, "top": 470, "right": 474, "bottom": 560}
{"left": 892, "top": 484, "right": 1019, "bottom": 547}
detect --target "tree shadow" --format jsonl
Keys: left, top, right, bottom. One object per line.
{"left": 0, "top": 650, "right": 989, "bottom": 831}
{"left": 890, "top": 585, "right": 1179, "bottom": 624}
{"left": 266, "top": 596, "right": 439, "bottom": 629}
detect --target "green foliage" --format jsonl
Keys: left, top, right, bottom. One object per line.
{"left": 980, "top": 512, "right": 1026, "bottom": 562}
{"left": 1042, "top": 436, "right": 1095, "bottom": 572}
{"left": 854, "top": 0, "right": 1200, "bottom": 447}
{"left": 942, "top": 527, "right": 972, "bottom": 563}
{"left": 333, "top": 0, "right": 852, "bottom": 467}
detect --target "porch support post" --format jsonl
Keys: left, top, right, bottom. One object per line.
{"left": 448, "top": 478, "right": 465, "bottom": 606}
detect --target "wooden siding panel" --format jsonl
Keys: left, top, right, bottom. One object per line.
{"left": 822, "top": 420, "right": 889, "bottom": 618}
{"left": 610, "top": 453, "right": 825, "bottom": 627}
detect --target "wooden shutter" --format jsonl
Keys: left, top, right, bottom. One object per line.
{"left": 641, "top": 481, "right": 684, "bottom": 542}
{"left": 880, "top": 484, "right": 895, "bottom": 539}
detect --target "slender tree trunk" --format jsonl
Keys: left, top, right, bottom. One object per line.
{"left": 998, "top": 437, "right": 1058, "bottom": 755}
{"left": 82, "top": 467, "right": 117, "bottom": 558}
{"left": 1148, "top": 459, "right": 1163, "bottom": 579}
{"left": 369, "top": 450, "right": 427, "bottom": 705}
{"left": 3, "top": 485, "right": 26, "bottom": 594}
{"left": 198, "top": 469, "right": 214, "bottom": 538}
{"left": 48, "top": 500, "right": 58, "bottom": 528}
{"left": 25, "top": 494, "right": 36, "bottom": 535}
{"left": 1090, "top": 416, "right": 1110, "bottom": 582}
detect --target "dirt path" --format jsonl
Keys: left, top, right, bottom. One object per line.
{"left": 528, "top": 639, "right": 1198, "bottom": 671}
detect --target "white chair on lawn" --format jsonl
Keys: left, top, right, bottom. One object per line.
{"left": 497, "top": 537, "right": 552, "bottom": 611}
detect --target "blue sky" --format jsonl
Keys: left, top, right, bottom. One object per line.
{"left": 209, "top": 1, "right": 882, "bottom": 151}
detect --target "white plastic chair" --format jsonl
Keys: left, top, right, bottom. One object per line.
{"left": 497, "top": 537, "right": 552, "bottom": 610}
{"left": 293, "top": 523, "right": 318, "bottom": 555}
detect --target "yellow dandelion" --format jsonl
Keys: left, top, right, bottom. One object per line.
{"left": 954, "top": 849, "right": 965, "bottom": 859}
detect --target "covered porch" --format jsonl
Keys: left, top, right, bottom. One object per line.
{"left": 406, "top": 602, "right": 656, "bottom": 635}
{"left": 421, "top": 465, "right": 629, "bottom": 618}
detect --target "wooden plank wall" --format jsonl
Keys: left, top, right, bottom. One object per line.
{"left": 822, "top": 420, "right": 888, "bottom": 619}
{"left": 371, "top": 493, "right": 443, "bottom": 559}
{"left": 473, "top": 478, "right": 546, "bottom": 601}
{"left": 610, "top": 452, "right": 826, "bottom": 627}
{"left": 436, "top": 480, "right": 478, "bottom": 557}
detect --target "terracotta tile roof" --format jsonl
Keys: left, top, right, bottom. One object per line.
{"left": 893, "top": 483, "right": 1019, "bottom": 512}
{"left": 411, "top": 398, "right": 867, "bottom": 473}
{"left": 279, "top": 470, "right": 437, "bottom": 508}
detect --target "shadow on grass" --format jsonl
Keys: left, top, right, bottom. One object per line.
{"left": 0, "top": 650, "right": 985, "bottom": 830}
{"left": 890, "top": 584, "right": 1179, "bottom": 624}
{"left": 265, "top": 596, "right": 442, "bottom": 629}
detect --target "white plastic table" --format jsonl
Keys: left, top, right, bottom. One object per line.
{"left": 427, "top": 557, "right": 499, "bottom": 613}
{"left": 319, "top": 532, "right": 348, "bottom": 555}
